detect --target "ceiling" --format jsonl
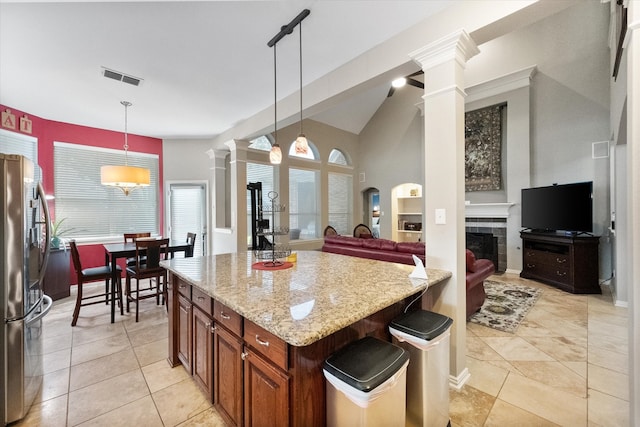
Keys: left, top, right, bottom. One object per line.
{"left": 0, "top": 1, "right": 452, "bottom": 141}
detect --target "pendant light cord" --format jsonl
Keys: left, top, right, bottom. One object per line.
{"left": 273, "top": 44, "right": 278, "bottom": 145}
{"left": 122, "top": 101, "right": 131, "bottom": 166}
{"left": 299, "top": 22, "right": 303, "bottom": 135}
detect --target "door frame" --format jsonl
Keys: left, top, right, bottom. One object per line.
{"left": 165, "top": 180, "right": 210, "bottom": 256}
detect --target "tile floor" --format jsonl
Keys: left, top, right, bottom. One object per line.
{"left": 16, "top": 273, "right": 629, "bottom": 426}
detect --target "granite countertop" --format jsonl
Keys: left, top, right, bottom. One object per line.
{"left": 162, "top": 251, "right": 451, "bottom": 347}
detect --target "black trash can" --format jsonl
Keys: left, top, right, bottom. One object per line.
{"left": 323, "top": 336, "right": 410, "bottom": 427}
{"left": 389, "top": 310, "right": 453, "bottom": 427}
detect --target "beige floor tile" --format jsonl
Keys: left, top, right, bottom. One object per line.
{"left": 67, "top": 369, "right": 150, "bottom": 426}
{"left": 588, "top": 318, "right": 628, "bottom": 339}
{"left": 75, "top": 395, "right": 164, "bottom": 427}
{"left": 70, "top": 331, "right": 131, "bottom": 366}
{"left": 466, "top": 321, "right": 515, "bottom": 337}
{"left": 41, "top": 329, "right": 73, "bottom": 354}
{"left": 13, "top": 394, "right": 68, "bottom": 427}
{"left": 126, "top": 322, "right": 169, "bottom": 347}
{"left": 35, "top": 368, "right": 70, "bottom": 403}
{"left": 122, "top": 305, "right": 168, "bottom": 333}
{"left": 72, "top": 321, "right": 126, "bottom": 347}
{"left": 521, "top": 335, "right": 587, "bottom": 361}
{"left": 134, "top": 337, "right": 170, "bottom": 367}
{"left": 587, "top": 330, "right": 628, "bottom": 355}
{"left": 525, "top": 314, "right": 588, "bottom": 340}
{"left": 587, "top": 364, "right": 629, "bottom": 401}
{"left": 142, "top": 359, "right": 191, "bottom": 393}
{"left": 176, "top": 407, "right": 229, "bottom": 426}
{"left": 481, "top": 337, "right": 555, "bottom": 361}
{"left": 561, "top": 361, "right": 587, "bottom": 378}
{"left": 498, "top": 372, "right": 587, "bottom": 426}
{"left": 484, "top": 399, "right": 561, "bottom": 427}
{"left": 69, "top": 347, "right": 140, "bottom": 391}
{"left": 514, "top": 318, "right": 557, "bottom": 337}
{"left": 466, "top": 336, "right": 505, "bottom": 361}
{"left": 152, "top": 378, "right": 212, "bottom": 426}
{"left": 449, "top": 385, "right": 495, "bottom": 427}
{"left": 465, "top": 357, "right": 508, "bottom": 397}
{"left": 588, "top": 345, "right": 628, "bottom": 374}
{"left": 510, "top": 361, "right": 586, "bottom": 397}
{"left": 587, "top": 389, "right": 629, "bottom": 427}
{"left": 42, "top": 348, "right": 71, "bottom": 375}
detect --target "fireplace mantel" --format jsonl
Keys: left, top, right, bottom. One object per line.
{"left": 465, "top": 203, "right": 514, "bottom": 218}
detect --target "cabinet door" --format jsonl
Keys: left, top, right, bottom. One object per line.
{"left": 177, "top": 294, "right": 192, "bottom": 372}
{"left": 214, "top": 325, "right": 243, "bottom": 426}
{"left": 243, "top": 347, "right": 289, "bottom": 427}
{"left": 193, "top": 306, "right": 213, "bottom": 400}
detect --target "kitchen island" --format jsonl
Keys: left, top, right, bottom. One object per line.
{"left": 163, "top": 251, "right": 451, "bottom": 427}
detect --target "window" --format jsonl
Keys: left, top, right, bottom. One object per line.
{"left": 53, "top": 142, "right": 159, "bottom": 240}
{"left": 328, "top": 148, "right": 349, "bottom": 165}
{"left": 288, "top": 140, "right": 318, "bottom": 160}
{"left": 248, "top": 135, "right": 272, "bottom": 152}
{"left": 246, "top": 162, "right": 275, "bottom": 247}
{"left": 289, "top": 168, "right": 320, "bottom": 240}
{"left": 328, "top": 172, "right": 353, "bottom": 235}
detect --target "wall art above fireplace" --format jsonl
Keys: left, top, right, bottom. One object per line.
{"left": 465, "top": 103, "right": 504, "bottom": 192}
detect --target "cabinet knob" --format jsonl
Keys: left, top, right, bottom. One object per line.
{"left": 220, "top": 312, "right": 231, "bottom": 320}
{"left": 197, "top": 296, "right": 205, "bottom": 302}
{"left": 255, "top": 335, "right": 270, "bottom": 347}
{"left": 526, "top": 263, "right": 535, "bottom": 268}
{"left": 241, "top": 351, "right": 248, "bottom": 360}
{"left": 556, "top": 258, "right": 567, "bottom": 264}
{"left": 556, "top": 271, "right": 567, "bottom": 276}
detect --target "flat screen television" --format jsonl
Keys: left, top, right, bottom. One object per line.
{"left": 521, "top": 181, "right": 593, "bottom": 234}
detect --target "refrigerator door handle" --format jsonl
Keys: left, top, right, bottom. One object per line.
{"left": 35, "top": 182, "right": 51, "bottom": 285}
{"left": 25, "top": 295, "right": 53, "bottom": 326}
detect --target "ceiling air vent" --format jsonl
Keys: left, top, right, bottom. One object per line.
{"left": 101, "top": 67, "right": 143, "bottom": 87}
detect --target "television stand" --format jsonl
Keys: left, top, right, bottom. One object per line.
{"left": 520, "top": 231, "right": 600, "bottom": 294}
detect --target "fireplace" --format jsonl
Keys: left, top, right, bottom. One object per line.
{"left": 466, "top": 232, "right": 498, "bottom": 271}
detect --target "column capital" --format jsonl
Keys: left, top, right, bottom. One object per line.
{"left": 409, "top": 29, "right": 479, "bottom": 71}
{"left": 224, "top": 139, "right": 251, "bottom": 152}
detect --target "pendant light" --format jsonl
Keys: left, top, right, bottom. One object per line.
{"left": 269, "top": 44, "right": 282, "bottom": 165}
{"left": 267, "top": 9, "right": 310, "bottom": 164}
{"left": 294, "top": 20, "right": 309, "bottom": 155}
{"left": 100, "top": 101, "right": 150, "bottom": 195}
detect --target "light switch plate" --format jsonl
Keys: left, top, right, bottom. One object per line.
{"left": 435, "top": 208, "right": 446, "bottom": 225}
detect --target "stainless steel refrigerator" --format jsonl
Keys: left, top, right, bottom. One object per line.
{"left": 1, "top": 153, "right": 52, "bottom": 425}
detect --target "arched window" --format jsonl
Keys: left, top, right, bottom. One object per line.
{"left": 248, "top": 135, "right": 272, "bottom": 152}
{"left": 328, "top": 148, "right": 350, "bottom": 166}
{"left": 288, "top": 140, "right": 318, "bottom": 160}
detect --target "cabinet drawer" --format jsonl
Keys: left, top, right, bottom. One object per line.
{"left": 214, "top": 300, "right": 242, "bottom": 336}
{"left": 192, "top": 287, "right": 212, "bottom": 317}
{"left": 244, "top": 320, "right": 288, "bottom": 371}
{"left": 177, "top": 280, "right": 191, "bottom": 298}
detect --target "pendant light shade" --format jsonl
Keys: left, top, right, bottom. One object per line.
{"left": 269, "top": 144, "right": 282, "bottom": 164}
{"left": 100, "top": 101, "right": 150, "bottom": 195}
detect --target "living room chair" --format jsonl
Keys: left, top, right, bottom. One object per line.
{"left": 125, "top": 238, "right": 169, "bottom": 322}
{"left": 353, "top": 223, "right": 373, "bottom": 239}
{"left": 69, "top": 240, "right": 123, "bottom": 326}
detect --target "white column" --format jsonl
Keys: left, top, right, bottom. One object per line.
{"left": 625, "top": 1, "right": 640, "bottom": 423}
{"left": 410, "top": 29, "right": 479, "bottom": 387}
{"left": 224, "top": 139, "right": 251, "bottom": 253}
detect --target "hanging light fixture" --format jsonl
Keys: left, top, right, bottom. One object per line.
{"left": 294, "top": 18, "right": 309, "bottom": 155}
{"left": 267, "top": 9, "right": 310, "bottom": 164}
{"left": 100, "top": 101, "right": 150, "bottom": 195}
{"left": 269, "top": 44, "right": 282, "bottom": 165}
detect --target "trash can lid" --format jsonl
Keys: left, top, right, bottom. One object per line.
{"left": 323, "top": 336, "right": 409, "bottom": 393}
{"left": 390, "top": 310, "right": 453, "bottom": 341}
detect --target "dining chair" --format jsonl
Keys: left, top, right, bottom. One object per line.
{"left": 324, "top": 225, "right": 338, "bottom": 236}
{"left": 186, "top": 232, "right": 197, "bottom": 257}
{"left": 353, "top": 223, "right": 373, "bottom": 238}
{"left": 124, "top": 232, "right": 151, "bottom": 266}
{"left": 69, "top": 240, "right": 123, "bottom": 326}
{"left": 125, "top": 238, "right": 169, "bottom": 322}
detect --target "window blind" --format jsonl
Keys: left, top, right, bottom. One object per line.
{"left": 289, "top": 168, "right": 320, "bottom": 239}
{"left": 169, "top": 184, "right": 204, "bottom": 257}
{"left": 53, "top": 142, "right": 159, "bottom": 240}
{"left": 246, "top": 162, "right": 275, "bottom": 247}
{"left": 328, "top": 172, "right": 353, "bottom": 235}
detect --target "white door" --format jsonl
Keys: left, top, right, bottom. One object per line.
{"left": 166, "top": 182, "right": 207, "bottom": 257}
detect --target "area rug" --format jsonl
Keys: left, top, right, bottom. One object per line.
{"left": 469, "top": 280, "right": 542, "bottom": 333}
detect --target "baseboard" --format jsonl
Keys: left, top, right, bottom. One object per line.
{"left": 504, "top": 268, "right": 521, "bottom": 275}
{"left": 449, "top": 367, "right": 470, "bottom": 390}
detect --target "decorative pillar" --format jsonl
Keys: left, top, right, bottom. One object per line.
{"left": 410, "top": 29, "right": 479, "bottom": 388}
{"left": 224, "top": 139, "right": 251, "bottom": 253}
{"left": 625, "top": 0, "right": 640, "bottom": 422}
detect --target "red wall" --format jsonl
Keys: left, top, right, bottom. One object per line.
{"left": 1, "top": 104, "right": 164, "bottom": 283}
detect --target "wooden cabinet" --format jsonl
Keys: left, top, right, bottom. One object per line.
{"left": 243, "top": 347, "right": 290, "bottom": 427}
{"left": 214, "top": 324, "right": 243, "bottom": 426}
{"left": 177, "top": 294, "right": 192, "bottom": 372}
{"left": 43, "top": 248, "right": 70, "bottom": 300}
{"left": 193, "top": 306, "right": 213, "bottom": 400}
{"left": 520, "top": 231, "right": 600, "bottom": 294}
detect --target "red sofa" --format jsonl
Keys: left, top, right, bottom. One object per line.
{"left": 322, "top": 235, "right": 494, "bottom": 319}
{"left": 321, "top": 235, "right": 425, "bottom": 265}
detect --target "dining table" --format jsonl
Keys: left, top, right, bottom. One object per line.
{"left": 103, "top": 239, "right": 192, "bottom": 323}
